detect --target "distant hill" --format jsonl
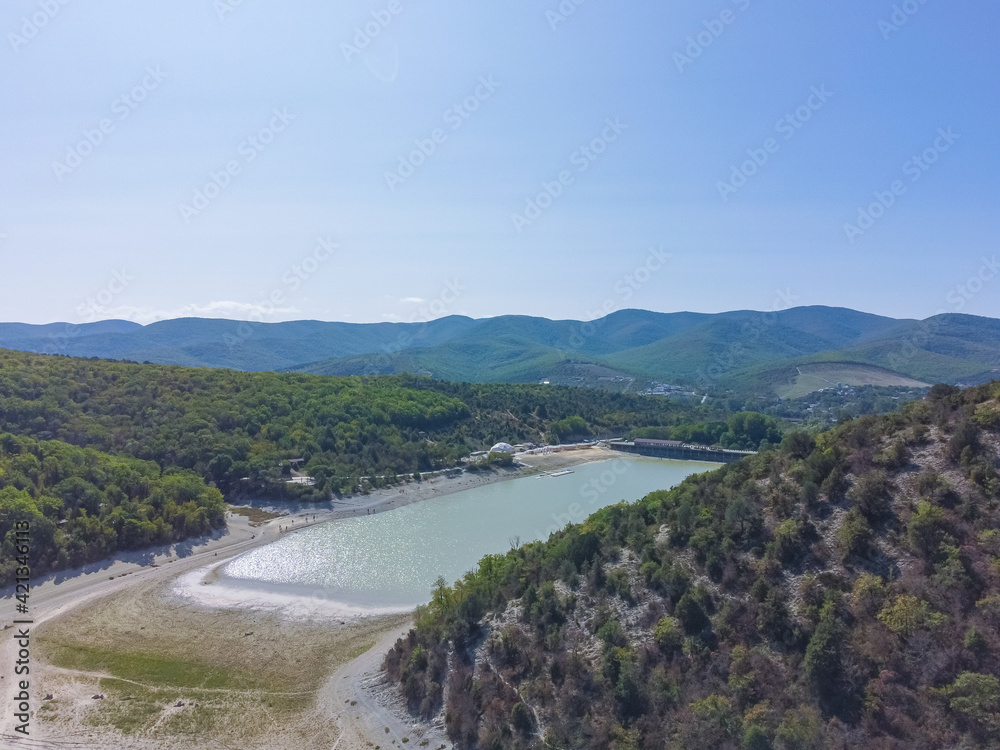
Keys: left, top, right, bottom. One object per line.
{"left": 0, "top": 316, "right": 479, "bottom": 371}
{"left": 0, "top": 319, "right": 142, "bottom": 341}
{"left": 294, "top": 308, "right": 1000, "bottom": 394}
{"left": 3, "top": 307, "right": 998, "bottom": 396}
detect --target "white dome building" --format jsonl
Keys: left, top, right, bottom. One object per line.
{"left": 489, "top": 442, "right": 516, "bottom": 454}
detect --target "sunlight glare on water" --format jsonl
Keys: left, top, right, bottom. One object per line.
{"left": 221, "top": 457, "right": 719, "bottom": 608}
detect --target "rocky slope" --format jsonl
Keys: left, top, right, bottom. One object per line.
{"left": 385, "top": 383, "right": 1000, "bottom": 749}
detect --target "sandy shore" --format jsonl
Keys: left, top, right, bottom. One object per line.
{"left": 0, "top": 445, "right": 615, "bottom": 748}
{"left": 318, "top": 442, "right": 619, "bottom": 518}
{"left": 1, "top": 445, "right": 616, "bottom": 626}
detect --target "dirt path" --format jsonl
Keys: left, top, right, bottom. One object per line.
{"left": 321, "top": 623, "right": 448, "bottom": 750}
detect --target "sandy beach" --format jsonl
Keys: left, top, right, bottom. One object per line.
{"left": 0, "top": 445, "right": 617, "bottom": 749}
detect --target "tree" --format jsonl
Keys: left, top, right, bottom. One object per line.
{"left": 877, "top": 595, "right": 946, "bottom": 636}
{"left": 804, "top": 599, "right": 856, "bottom": 719}
{"left": 849, "top": 470, "right": 894, "bottom": 523}
{"left": 675, "top": 589, "right": 710, "bottom": 635}
{"left": 838, "top": 508, "right": 874, "bottom": 562}
{"left": 781, "top": 431, "right": 816, "bottom": 459}
{"left": 937, "top": 672, "right": 1000, "bottom": 734}
{"left": 907, "top": 501, "right": 949, "bottom": 559}
{"left": 775, "top": 706, "right": 822, "bottom": 750}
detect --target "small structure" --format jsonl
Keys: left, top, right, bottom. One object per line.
{"left": 634, "top": 438, "right": 683, "bottom": 448}
{"left": 489, "top": 442, "right": 516, "bottom": 454}
{"left": 609, "top": 439, "right": 755, "bottom": 464}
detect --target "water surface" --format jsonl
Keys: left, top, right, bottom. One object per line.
{"left": 222, "top": 457, "right": 718, "bottom": 608}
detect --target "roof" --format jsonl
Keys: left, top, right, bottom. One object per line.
{"left": 633, "top": 438, "right": 684, "bottom": 447}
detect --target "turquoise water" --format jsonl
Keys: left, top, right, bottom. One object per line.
{"left": 221, "top": 456, "right": 718, "bottom": 608}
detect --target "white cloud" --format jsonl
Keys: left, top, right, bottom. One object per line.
{"left": 399, "top": 297, "right": 425, "bottom": 303}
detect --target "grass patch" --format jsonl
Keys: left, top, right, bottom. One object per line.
{"left": 775, "top": 363, "right": 929, "bottom": 399}
{"left": 44, "top": 641, "right": 269, "bottom": 692}
{"left": 92, "top": 677, "right": 305, "bottom": 737}
{"left": 349, "top": 639, "right": 376, "bottom": 660}
{"left": 92, "top": 681, "right": 172, "bottom": 735}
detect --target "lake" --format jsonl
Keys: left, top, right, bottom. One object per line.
{"left": 220, "top": 456, "right": 719, "bottom": 609}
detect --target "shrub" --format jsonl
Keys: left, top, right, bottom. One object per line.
{"left": 597, "top": 619, "right": 627, "bottom": 649}
{"left": 799, "top": 480, "right": 819, "bottom": 507}
{"left": 653, "top": 616, "right": 683, "bottom": 653}
{"left": 948, "top": 420, "right": 982, "bottom": 463}
{"left": 804, "top": 600, "right": 854, "bottom": 718}
{"left": 927, "top": 383, "right": 961, "bottom": 401}
{"left": 511, "top": 702, "right": 534, "bottom": 734}
{"left": 838, "top": 508, "right": 875, "bottom": 562}
{"left": 849, "top": 573, "right": 886, "bottom": 617}
{"left": 757, "top": 588, "right": 791, "bottom": 643}
{"left": 916, "top": 469, "right": 958, "bottom": 507}
{"left": 688, "top": 694, "right": 741, "bottom": 746}
{"left": 820, "top": 466, "right": 848, "bottom": 500}
{"left": 743, "top": 723, "right": 772, "bottom": 750}
{"left": 875, "top": 439, "right": 909, "bottom": 470}
{"left": 486, "top": 450, "right": 514, "bottom": 466}
{"left": 675, "top": 590, "right": 711, "bottom": 635}
{"left": 781, "top": 431, "right": 816, "bottom": 460}
{"left": 774, "top": 705, "right": 822, "bottom": 750}
{"left": 849, "top": 470, "right": 894, "bottom": 522}
{"left": 907, "top": 501, "right": 949, "bottom": 559}
{"left": 964, "top": 627, "right": 988, "bottom": 657}
{"left": 877, "top": 595, "right": 946, "bottom": 636}
{"left": 605, "top": 567, "right": 634, "bottom": 603}
{"left": 770, "top": 519, "right": 806, "bottom": 565}
{"left": 974, "top": 401, "right": 1000, "bottom": 429}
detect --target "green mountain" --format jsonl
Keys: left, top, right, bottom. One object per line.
{"left": 3, "top": 307, "right": 998, "bottom": 396}
{"left": 605, "top": 307, "right": 908, "bottom": 381}
{"left": 296, "top": 308, "right": 999, "bottom": 395}
{"left": 387, "top": 383, "right": 1000, "bottom": 748}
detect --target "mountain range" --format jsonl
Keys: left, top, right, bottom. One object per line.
{"left": 2, "top": 307, "right": 999, "bottom": 397}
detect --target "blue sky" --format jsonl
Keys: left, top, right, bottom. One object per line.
{"left": 1, "top": 0, "right": 997, "bottom": 325}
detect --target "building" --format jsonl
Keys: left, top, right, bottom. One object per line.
{"left": 489, "top": 442, "right": 516, "bottom": 454}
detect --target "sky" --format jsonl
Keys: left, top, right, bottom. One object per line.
{"left": 1, "top": 0, "right": 998, "bottom": 326}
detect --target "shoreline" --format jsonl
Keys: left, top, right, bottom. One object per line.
{"left": 0, "top": 444, "right": 616, "bottom": 624}
{"left": 168, "top": 445, "right": 624, "bottom": 619}
{"left": 172, "top": 559, "right": 416, "bottom": 621}
{"left": 0, "top": 445, "right": 616, "bottom": 748}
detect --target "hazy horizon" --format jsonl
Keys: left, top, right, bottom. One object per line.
{"left": 7, "top": 302, "right": 1000, "bottom": 331}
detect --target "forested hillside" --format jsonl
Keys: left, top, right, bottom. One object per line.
{"left": 0, "top": 433, "right": 224, "bottom": 584}
{"left": 4, "top": 308, "right": 998, "bottom": 397}
{"left": 0, "top": 350, "right": 726, "bottom": 497}
{"left": 387, "top": 383, "right": 1000, "bottom": 749}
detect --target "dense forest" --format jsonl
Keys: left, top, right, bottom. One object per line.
{"left": 0, "top": 349, "right": 733, "bottom": 496}
{"left": 387, "top": 382, "right": 1000, "bottom": 749}
{"left": 0, "top": 433, "right": 224, "bottom": 584}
